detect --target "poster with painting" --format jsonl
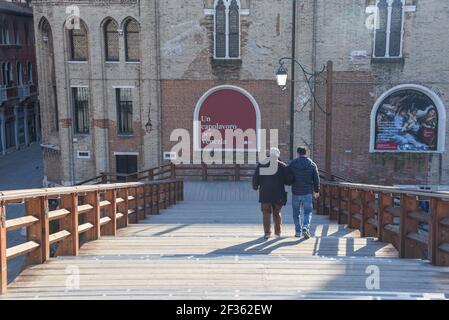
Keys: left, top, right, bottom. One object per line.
{"left": 374, "top": 89, "right": 439, "bottom": 152}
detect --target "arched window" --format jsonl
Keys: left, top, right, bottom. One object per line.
{"left": 0, "top": 20, "right": 10, "bottom": 45}
{"left": 214, "top": 0, "right": 240, "bottom": 59}
{"left": 40, "top": 17, "right": 59, "bottom": 131}
{"left": 68, "top": 22, "right": 88, "bottom": 61}
{"left": 6, "top": 62, "right": 12, "bottom": 86}
{"left": 13, "top": 23, "right": 19, "bottom": 45}
{"left": 104, "top": 19, "right": 119, "bottom": 61}
{"left": 374, "top": 0, "right": 404, "bottom": 58}
{"left": 124, "top": 19, "right": 140, "bottom": 62}
{"left": 215, "top": 0, "right": 226, "bottom": 58}
{"left": 1, "top": 63, "right": 6, "bottom": 86}
{"left": 24, "top": 23, "right": 29, "bottom": 46}
{"left": 27, "top": 62, "right": 33, "bottom": 83}
{"left": 370, "top": 85, "right": 447, "bottom": 153}
{"left": 16, "top": 62, "right": 23, "bottom": 85}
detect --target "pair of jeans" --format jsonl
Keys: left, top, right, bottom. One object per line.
{"left": 261, "top": 203, "right": 282, "bottom": 236}
{"left": 292, "top": 194, "right": 313, "bottom": 234}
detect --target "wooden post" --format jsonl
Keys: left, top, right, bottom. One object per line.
{"left": 142, "top": 185, "right": 149, "bottom": 219}
{"left": 378, "top": 192, "right": 393, "bottom": 242}
{"left": 60, "top": 193, "right": 79, "bottom": 256}
{"left": 337, "top": 187, "right": 344, "bottom": 224}
{"left": 202, "top": 163, "right": 208, "bottom": 181}
{"left": 180, "top": 181, "right": 184, "bottom": 201}
{"left": 103, "top": 190, "right": 117, "bottom": 236}
{"left": 325, "top": 60, "right": 333, "bottom": 181}
{"left": 400, "top": 194, "right": 420, "bottom": 259}
{"left": 0, "top": 202, "right": 7, "bottom": 294}
{"left": 361, "top": 191, "right": 375, "bottom": 238}
{"left": 172, "top": 182, "right": 177, "bottom": 205}
{"left": 171, "top": 163, "right": 176, "bottom": 179}
{"left": 131, "top": 187, "right": 138, "bottom": 223}
{"left": 235, "top": 165, "right": 241, "bottom": 181}
{"left": 431, "top": 198, "right": 449, "bottom": 266}
{"left": 154, "top": 184, "right": 160, "bottom": 214}
{"left": 122, "top": 189, "right": 129, "bottom": 227}
{"left": 164, "top": 183, "right": 170, "bottom": 209}
{"left": 84, "top": 191, "right": 100, "bottom": 242}
{"left": 25, "top": 196, "right": 49, "bottom": 265}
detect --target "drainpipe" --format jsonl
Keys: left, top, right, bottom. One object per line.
{"left": 290, "top": 0, "right": 297, "bottom": 161}
{"left": 311, "top": 0, "right": 318, "bottom": 159}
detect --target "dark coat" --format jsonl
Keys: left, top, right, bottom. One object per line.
{"left": 288, "top": 156, "right": 320, "bottom": 196}
{"left": 252, "top": 160, "right": 293, "bottom": 205}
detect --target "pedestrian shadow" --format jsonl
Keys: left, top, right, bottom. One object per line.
{"left": 206, "top": 236, "right": 307, "bottom": 256}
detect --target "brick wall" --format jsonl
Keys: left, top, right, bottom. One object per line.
{"left": 313, "top": 71, "right": 431, "bottom": 185}
{"left": 161, "top": 80, "right": 291, "bottom": 162}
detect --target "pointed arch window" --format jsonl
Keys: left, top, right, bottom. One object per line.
{"left": 16, "top": 62, "right": 23, "bottom": 85}
{"left": 1, "top": 63, "right": 7, "bottom": 86}
{"left": 214, "top": 0, "right": 240, "bottom": 59}
{"left": 124, "top": 19, "right": 140, "bottom": 62}
{"left": 24, "top": 23, "right": 29, "bottom": 46}
{"left": 68, "top": 23, "right": 88, "bottom": 61}
{"left": 374, "top": 0, "right": 404, "bottom": 59}
{"left": 104, "top": 19, "right": 119, "bottom": 62}
{"left": 13, "top": 23, "right": 19, "bottom": 45}
{"left": 0, "top": 21, "right": 10, "bottom": 45}
{"left": 27, "top": 62, "right": 33, "bottom": 83}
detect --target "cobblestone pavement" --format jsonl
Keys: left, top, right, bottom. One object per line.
{"left": 0, "top": 143, "right": 44, "bottom": 282}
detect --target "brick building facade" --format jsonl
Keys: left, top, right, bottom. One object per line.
{"left": 300, "top": 0, "right": 449, "bottom": 186}
{"left": 0, "top": 0, "right": 40, "bottom": 156}
{"left": 32, "top": 0, "right": 294, "bottom": 185}
{"left": 32, "top": 0, "right": 449, "bottom": 187}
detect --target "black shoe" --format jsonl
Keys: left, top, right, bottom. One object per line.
{"left": 303, "top": 229, "right": 311, "bottom": 240}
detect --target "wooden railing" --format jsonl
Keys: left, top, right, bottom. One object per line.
{"left": 78, "top": 163, "right": 257, "bottom": 185}
{"left": 0, "top": 179, "right": 184, "bottom": 294}
{"left": 316, "top": 181, "right": 449, "bottom": 266}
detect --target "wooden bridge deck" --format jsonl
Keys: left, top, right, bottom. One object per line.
{"left": 3, "top": 182, "right": 449, "bottom": 300}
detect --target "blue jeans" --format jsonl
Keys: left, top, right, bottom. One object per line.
{"left": 292, "top": 194, "right": 313, "bottom": 234}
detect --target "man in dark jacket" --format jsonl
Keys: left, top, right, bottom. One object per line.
{"left": 288, "top": 147, "right": 320, "bottom": 239}
{"left": 253, "top": 148, "right": 292, "bottom": 239}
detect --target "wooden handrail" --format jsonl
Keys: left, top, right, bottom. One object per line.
{"left": 78, "top": 163, "right": 257, "bottom": 185}
{"left": 0, "top": 179, "right": 184, "bottom": 294}
{"left": 317, "top": 180, "right": 449, "bottom": 267}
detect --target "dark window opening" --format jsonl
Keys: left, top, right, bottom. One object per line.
{"left": 73, "top": 87, "right": 90, "bottom": 134}
{"left": 116, "top": 88, "right": 133, "bottom": 134}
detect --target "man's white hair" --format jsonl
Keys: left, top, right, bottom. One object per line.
{"left": 269, "top": 147, "right": 281, "bottom": 158}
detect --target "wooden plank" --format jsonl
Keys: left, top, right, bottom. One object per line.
{"left": 407, "top": 232, "right": 429, "bottom": 245}
{"left": 116, "top": 198, "right": 125, "bottom": 204}
{"left": 408, "top": 210, "right": 430, "bottom": 223}
{"left": 78, "top": 223, "right": 94, "bottom": 235}
{"left": 439, "top": 243, "right": 449, "bottom": 254}
{"left": 384, "top": 224, "right": 400, "bottom": 235}
{"left": 384, "top": 206, "right": 401, "bottom": 217}
{"left": 6, "top": 241, "right": 40, "bottom": 260}
{"left": 440, "top": 218, "right": 449, "bottom": 227}
{"left": 5, "top": 216, "right": 39, "bottom": 232}
{"left": 49, "top": 231, "right": 71, "bottom": 245}
{"left": 116, "top": 213, "right": 124, "bottom": 220}
{"left": 77, "top": 204, "right": 94, "bottom": 214}
{"left": 100, "top": 217, "right": 112, "bottom": 226}
{"left": 48, "top": 208, "right": 70, "bottom": 221}
{"left": 99, "top": 200, "right": 111, "bottom": 208}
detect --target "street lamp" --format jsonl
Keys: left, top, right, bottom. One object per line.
{"left": 276, "top": 64, "right": 288, "bottom": 90}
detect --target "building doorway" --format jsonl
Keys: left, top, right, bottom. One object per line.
{"left": 115, "top": 154, "right": 138, "bottom": 181}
